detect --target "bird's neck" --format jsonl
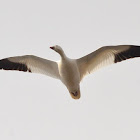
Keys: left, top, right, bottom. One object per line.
{"left": 59, "top": 50, "right": 67, "bottom": 60}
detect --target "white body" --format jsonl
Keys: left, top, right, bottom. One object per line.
{"left": 0, "top": 45, "right": 140, "bottom": 99}
{"left": 58, "top": 57, "right": 81, "bottom": 99}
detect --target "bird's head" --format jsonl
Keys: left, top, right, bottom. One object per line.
{"left": 50, "top": 45, "right": 63, "bottom": 54}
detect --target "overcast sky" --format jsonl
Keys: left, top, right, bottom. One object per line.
{"left": 0, "top": 0, "right": 140, "bottom": 140}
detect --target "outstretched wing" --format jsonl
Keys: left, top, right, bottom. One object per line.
{"left": 0, "top": 55, "right": 60, "bottom": 79}
{"left": 77, "top": 45, "right": 140, "bottom": 80}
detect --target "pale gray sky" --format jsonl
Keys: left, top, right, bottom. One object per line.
{"left": 0, "top": 0, "right": 140, "bottom": 140}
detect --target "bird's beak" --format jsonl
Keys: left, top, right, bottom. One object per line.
{"left": 50, "top": 47, "right": 54, "bottom": 50}
{"left": 69, "top": 89, "right": 81, "bottom": 99}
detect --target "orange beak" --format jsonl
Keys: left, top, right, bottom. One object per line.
{"left": 50, "top": 47, "right": 54, "bottom": 50}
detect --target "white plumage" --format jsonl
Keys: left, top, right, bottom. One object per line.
{"left": 0, "top": 45, "right": 140, "bottom": 99}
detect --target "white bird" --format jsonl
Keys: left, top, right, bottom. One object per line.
{"left": 0, "top": 45, "right": 140, "bottom": 99}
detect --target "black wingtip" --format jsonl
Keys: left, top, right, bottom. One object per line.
{"left": 114, "top": 45, "right": 140, "bottom": 63}
{"left": 0, "top": 59, "right": 32, "bottom": 72}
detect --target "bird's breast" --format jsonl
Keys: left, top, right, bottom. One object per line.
{"left": 58, "top": 59, "right": 80, "bottom": 89}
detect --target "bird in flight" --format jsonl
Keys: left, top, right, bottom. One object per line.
{"left": 0, "top": 45, "right": 140, "bottom": 99}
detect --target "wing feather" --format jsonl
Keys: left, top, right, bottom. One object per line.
{"left": 77, "top": 45, "right": 140, "bottom": 80}
{"left": 0, "top": 55, "right": 60, "bottom": 79}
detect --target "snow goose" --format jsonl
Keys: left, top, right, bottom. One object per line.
{"left": 0, "top": 45, "right": 140, "bottom": 99}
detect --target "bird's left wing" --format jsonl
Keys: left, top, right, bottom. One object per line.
{"left": 77, "top": 45, "right": 140, "bottom": 80}
{"left": 0, "top": 55, "right": 60, "bottom": 79}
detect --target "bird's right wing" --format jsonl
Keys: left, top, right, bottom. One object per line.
{"left": 0, "top": 55, "right": 60, "bottom": 79}
{"left": 77, "top": 45, "right": 140, "bottom": 80}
